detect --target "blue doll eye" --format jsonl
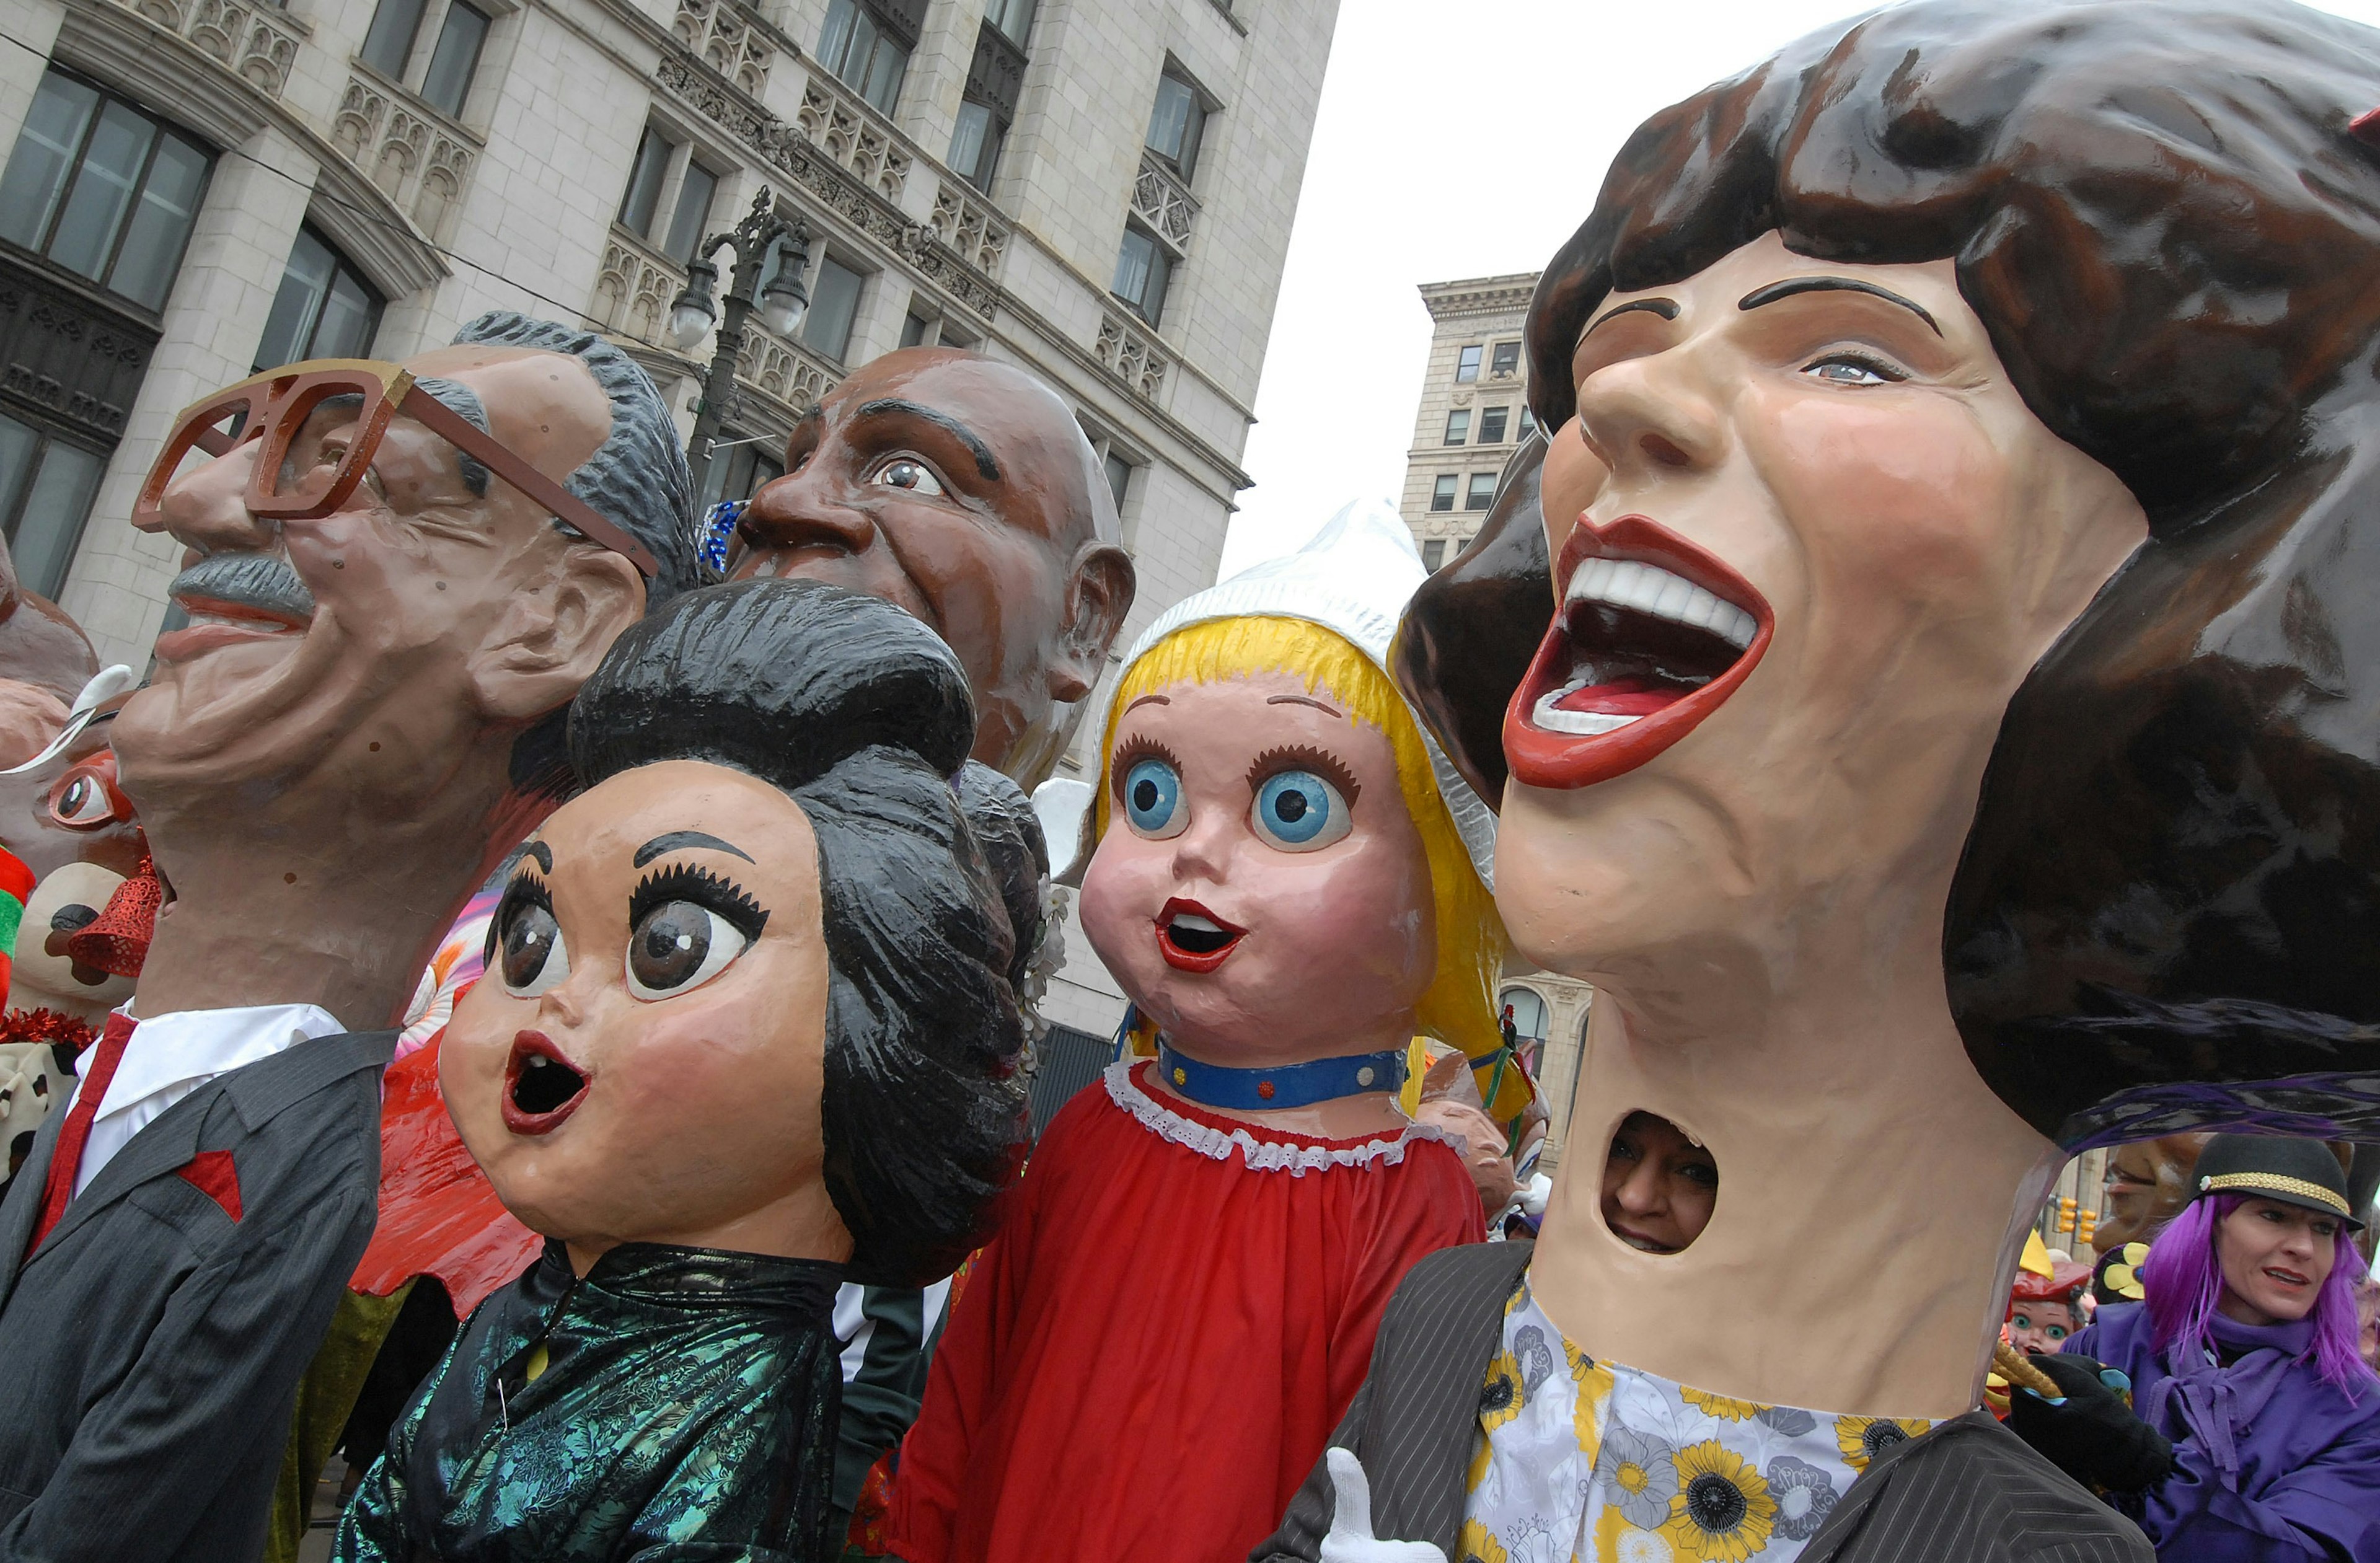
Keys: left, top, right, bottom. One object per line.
{"left": 1122, "top": 757, "right": 1186, "bottom": 838}
{"left": 1251, "top": 770, "right": 1352, "bottom": 852}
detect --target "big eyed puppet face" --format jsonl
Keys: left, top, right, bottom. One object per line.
{"left": 731, "top": 351, "right": 1132, "bottom": 782}
{"left": 2215, "top": 1197, "right": 2342, "bottom": 1327}
{"left": 2007, "top": 1299, "right": 2076, "bottom": 1355}
{"left": 1079, "top": 666, "right": 1434, "bottom": 1070}
{"left": 443, "top": 759, "right": 841, "bottom": 1261}
{"left": 1497, "top": 232, "right": 2148, "bottom": 975}
{"left": 117, "top": 346, "right": 644, "bottom": 808}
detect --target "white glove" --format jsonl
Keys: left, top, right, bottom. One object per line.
{"left": 1518, "top": 1171, "right": 1553, "bottom": 1217}
{"left": 1318, "top": 1448, "right": 1449, "bottom": 1563}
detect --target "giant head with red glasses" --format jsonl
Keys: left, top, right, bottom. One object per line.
{"left": 114, "top": 312, "right": 700, "bottom": 1029}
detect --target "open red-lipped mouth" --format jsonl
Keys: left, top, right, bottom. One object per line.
{"left": 1154, "top": 896, "right": 1247, "bottom": 973}
{"left": 501, "top": 1029, "right": 590, "bottom": 1135}
{"left": 152, "top": 595, "right": 311, "bottom": 664}
{"left": 1504, "top": 514, "right": 1774, "bottom": 791}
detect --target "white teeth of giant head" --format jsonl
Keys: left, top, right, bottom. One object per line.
{"left": 1171, "top": 912, "right": 1223, "bottom": 934}
{"left": 1566, "top": 557, "right": 1756, "bottom": 649}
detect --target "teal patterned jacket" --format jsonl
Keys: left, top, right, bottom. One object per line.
{"left": 335, "top": 1239, "right": 844, "bottom": 1562}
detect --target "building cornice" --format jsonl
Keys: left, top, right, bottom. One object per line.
{"left": 1417, "top": 272, "right": 1542, "bottom": 322}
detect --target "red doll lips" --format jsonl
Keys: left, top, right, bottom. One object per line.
{"left": 501, "top": 1029, "right": 590, "bottom": 1135}
{"left": 1155, "top": 896, "right": 1246, "bottom": 972}
{"left": 1505, "top": 514, "right": 1774, "bottom": 791}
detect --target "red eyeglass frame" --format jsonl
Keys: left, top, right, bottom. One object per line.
{"left": 131, "top": 358, "right": 660, "bottom": 578}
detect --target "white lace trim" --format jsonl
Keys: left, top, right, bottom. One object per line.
{"left": 1102, "top": 1060, "right": 1448, "bottom": 1176}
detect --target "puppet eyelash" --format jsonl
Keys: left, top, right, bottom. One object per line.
{"left": 1109, "top": 735, "right": 1185, "bottom": 800}
{"left": 486, "top": 873, "right": 553, "bottom": 967}
{"left": 627, "top": 861, "right": 771, "bottom": 941}
{"left": 1245, "top": 744, "right": 1360, "bottom": 804}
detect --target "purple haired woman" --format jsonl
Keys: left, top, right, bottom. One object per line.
{"left": 2024, "top": 1136, "right": 2380, "bottom": 1560}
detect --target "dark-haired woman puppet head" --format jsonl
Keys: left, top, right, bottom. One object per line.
{"left": 1397, "top": 0, "right": 2380, "bottom": 1430}
{"left": 338, "top": 579, "right": 1033, "bottom": 1563}
{"left": 444, "top": 580, "right": 1030, "bottom": 1284}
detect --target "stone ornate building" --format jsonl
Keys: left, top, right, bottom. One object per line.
{"left": 1394, "top": 268, "right": 1594, "bottom": 1167}
{"left": 0, "top": 0, "right": 1336, "bottom": 724}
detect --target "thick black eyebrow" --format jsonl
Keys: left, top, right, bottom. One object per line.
{"left": 853, "top": 398, "right": 1000, "bottom": 482}
{"left": 1737, "top": 276, "right": 1942, "bottom": 337}
{"left": 519, "top": 841, "right": 552, "bottom": 872}
{"left": 1582, "top": 297, "right": 1681, "bottom": 338}
{"left": 633, "top": 830, "right": 755, "bottom": 868}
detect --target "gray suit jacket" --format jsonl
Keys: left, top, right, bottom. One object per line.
{"left": 1254, "top": 1241, "right": 2153, "bottom": 1563}
{"left": 0, "top": 1029, "right": 394, "bottom": 1563}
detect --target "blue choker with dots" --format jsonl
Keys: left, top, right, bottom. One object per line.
{"left": 1154, "top": 1041, "right": 1407, "bottom": 1111}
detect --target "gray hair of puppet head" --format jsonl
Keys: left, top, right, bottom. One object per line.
{"left": 449, "top": 311, "right": 705, "bottom": 604}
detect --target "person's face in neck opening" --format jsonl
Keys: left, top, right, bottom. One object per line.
{"left": 1601, "top": 1110, "right": 1717, "bottom": 1255}
{"left": 2006, "top": 1298, "right": 2076, "bottom": 1355}
{"left": 729, "top": 350, "right": 1134, "bottom": 786}
{"left": 116, "top": 346, "right": 645, "bottom": 826}
{"left": 1497, "top": 231, "right": 2148, "bottom": 988}
{"left": 441, "top": 759, "right": 847, "bottom": 1270}
{"left": 1079, "top": 667, "right": 1435, "bottom": 1077}
{"left": 2215, "top": 1197, "right": 2340, "bottom": 1327}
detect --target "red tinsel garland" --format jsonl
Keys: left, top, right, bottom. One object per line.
{"left": 0, "top": 1008, "right": 97, "bottom": 1054}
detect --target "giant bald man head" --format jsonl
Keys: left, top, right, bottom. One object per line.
{"left": 729, "top": 348, "right": 1135, "bottom": 787}
{"left": 112, "top": 312, "right": 700, "bottom": 1025}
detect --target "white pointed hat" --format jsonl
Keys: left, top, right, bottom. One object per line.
{"left": 1095, "top": 497, "right": 1498, "bottom": 887}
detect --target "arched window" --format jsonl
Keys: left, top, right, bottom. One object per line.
{"left": 254, "top": 226, "right": 384, "bottom": 371}
{"left": 1498, "top": 985, "right": 1548, "bottom": 1042}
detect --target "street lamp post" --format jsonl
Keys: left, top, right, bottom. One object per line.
{"left": 667, "top": 186, "right": 813, "bottom": 498}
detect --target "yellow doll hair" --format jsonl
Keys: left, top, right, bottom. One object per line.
{"left": 1095, "top": 615, "right": 1526, "bottom": 1121}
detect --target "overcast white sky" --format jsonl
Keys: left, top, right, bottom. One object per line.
{"left": 1219, "top": 0, "right": 2380, "bottom": 576}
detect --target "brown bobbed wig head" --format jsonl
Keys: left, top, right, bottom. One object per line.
{"left": 1400, "top": 0, "right": 2380, "bottom": 1147}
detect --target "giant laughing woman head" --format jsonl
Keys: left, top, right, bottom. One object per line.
{"left": 440, "top": 578, "right": 1036, "bottom": 1286}
{"left": 1397, "top": 0, "right": 2380, "bottom": 1414}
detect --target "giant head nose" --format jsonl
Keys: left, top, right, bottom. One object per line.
{"left": 142, "top": 440, "right": 276, "bottom": 558}
{"left": 730, "top": 467, "right": 877, "bottom": 575}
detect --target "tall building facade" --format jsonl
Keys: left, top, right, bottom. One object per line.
{"left": 0, "top": 0, "right": 1337, "bottom": 698}
{"left": 1396, "top": 268, "right": 1594, "bottom": 1168}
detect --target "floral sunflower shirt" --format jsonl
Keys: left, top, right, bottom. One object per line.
{"left": 1458, "top": 1274, "right": 1929, "bottom": 1563}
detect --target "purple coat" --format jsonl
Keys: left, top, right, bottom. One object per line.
{"left": 2070, "top": 1303, "right": 2380, "bottom": 1562}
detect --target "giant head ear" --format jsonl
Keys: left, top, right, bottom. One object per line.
{"left": 1046, "top": 541, "right": 1135, "bottom": 705}
{"left": 467, "top": 542, "right": 646, "bottom": 723}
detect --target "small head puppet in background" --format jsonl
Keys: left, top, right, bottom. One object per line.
{"left": 1082, "top": 498, "right": 1515, "bottom": 1122}
{"left": 342, "top": 579, "right": 1038, "bottom": 1563}
{"left": 2008, "top": 1252, "right": 2094, "bottom": 1357}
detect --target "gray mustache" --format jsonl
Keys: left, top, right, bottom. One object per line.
{"left": 168, "top": 554, "right": 317, "bottom": 622}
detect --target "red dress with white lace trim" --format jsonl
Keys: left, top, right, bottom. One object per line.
{"left": 884, "top": 1058, "right": 1481, "bottom": 1563}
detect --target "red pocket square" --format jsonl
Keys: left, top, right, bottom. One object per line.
{"left": 176, "top": 1150, "right": 242, "bottom": 1222}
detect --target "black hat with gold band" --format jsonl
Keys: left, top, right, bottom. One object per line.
{"left": 2188, "top": 1134, "right": 2365, "bottom": 1231}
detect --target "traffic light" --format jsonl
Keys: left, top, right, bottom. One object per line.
{"left": 2077, "top": 1209, "right": 2098, "bottom": 1246}
{"left": 2056, "top": 1196, "right": 2078, "bottom": 1233}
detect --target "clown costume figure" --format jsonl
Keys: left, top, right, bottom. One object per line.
{"left": 884, "top": 501, "right": 1516, "bottom": 1563}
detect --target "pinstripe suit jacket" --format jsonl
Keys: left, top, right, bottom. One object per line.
{"left": 0, "top": 1029, "right": 394, "bottom": 1563}
{"left": 1253, "top": 1241, "right": 2153, "bottom": 1562}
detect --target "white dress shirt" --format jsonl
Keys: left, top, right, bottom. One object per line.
{"left": 68, "top": 1002, "right": 345, "bottom": 1196}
